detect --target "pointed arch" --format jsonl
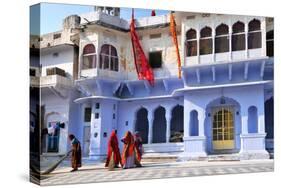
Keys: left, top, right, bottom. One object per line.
{"left": 135, "top": 107, "right": 149, "bottom": 144}
{"left": 215, "top": 24, "right": 229, "bottom": 53}
{"left": 170, "top": 105, "right": 184, "bottom": 142}
{"left": 185, "top": 29, "right": 197, "bottom": 56}
{"left": 232, "top": 21, "right": 245, "bottom": 51}
{"left": 152, "top": 106, "right": 166, "bottom": 143}
{"left": 248, "top": 19, "right": 261, "bottom": 49}
{"left": 200, "top": 26, "right": 212, "bottom": 55}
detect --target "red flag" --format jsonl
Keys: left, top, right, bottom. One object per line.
{"left": 130, "top": 9, "right": 154, "bottom": 85}
{"left": 151, "top": 10, "right": 156, "bottom": 16}
{"left": 170, "top": 12, "right": 182, "bottom": 79}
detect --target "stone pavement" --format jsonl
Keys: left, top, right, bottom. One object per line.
{"left": 39, "top": 159, "right": 274, "bottom": 186}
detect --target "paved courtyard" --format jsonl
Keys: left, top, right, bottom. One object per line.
{"left": 37, "top": 159, "right": 274, "bottom": 186}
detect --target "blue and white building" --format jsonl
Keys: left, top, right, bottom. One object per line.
{"left": 30, "top": 6, "right": 274, "bottom": 161}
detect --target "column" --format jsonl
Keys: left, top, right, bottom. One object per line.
{"left": 165, "top": 110, "right": 172, "bottom": 143}
{"left": 198, "top": 110, "right": 206, "bottom": 137}
{"left": 241, "top": 106, "right": 248, "bottom": 135}
{"left": 228, "top": 20, "right": 232, "bottom": 61}
{"left": 212, "top": 24, "right": 215, "bottom": 62}
{"left": 258, "top": 110, "right": 265, "bottom": 134}
{"left": 148, "top": 111, "right": 153, "bottom": 144}
{"left": 183, "top": 104, "right": 190, "bottom": 137}
{"left": 245, "top": 19, "right": 249, "bottom": 58}
{"left": 196, "top": 27, "right": 200, "bottom": 64}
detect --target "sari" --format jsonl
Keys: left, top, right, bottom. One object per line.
{"left": 71, "top": 138, "right": 82, "bottom": 169}
{"left": 105, "top": 131, "right": 121, "bottom": 169}
{"left": 121, "top": 131, "right": 135, "bottom": 168}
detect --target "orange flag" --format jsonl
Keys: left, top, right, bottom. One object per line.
{"left": 170, "top": 12, "right": 181, "bottom": 79}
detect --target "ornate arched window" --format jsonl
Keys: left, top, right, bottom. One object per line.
{"left": 248, "top": 19, "right": 261, "bottom": 49}
{"left": 82, "top": 44, "right": 96, "bottom": 70}
{"left": 185, "top": 29, "right": 197, "bottom": 57}
{"left": 215, "top": 24, "right": 229, "bottom": 53}
{"left": 99, "top": 44, "right": 119, "bottom": 71}
{"left": 200, "top": 27, "right": 212, "bottom": 55}
{"left": 232, "top": 21, "right": 245, "bottom": 51}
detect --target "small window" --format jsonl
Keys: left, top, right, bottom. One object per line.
{"left": 248, "top": 19, "right": 261, "bottom": 49}
{"left": 30, "top": 69, "right": 36, "bottom": 76}
{"left": 82, "top": 44, "right": 96, "bottom": 70}
{"left": 95, "top": 113, "right": 99, "bottom": 119}
{"left": 200, "top": 27, "right": 212, "bottom": 55}
{"left": 266, "top": 30, "right": 274, "bottom": 57}
{"left": 84, "top": 108, "right": 92, "bottom": 122}
{"left": 149, "top": 33, "right": 161, "bottom": 39}
{"left": 53, "top": 33, "right": 61, "bottom": 39}
{"left": 53, "top": 52, "right": 59, "bottom": 57}
{"left": 113, "top": 104, "right": 116, "bottom": 110}
{"left": 215, "top": 24, "right": 229, "bottom": 53}
{"left": 185, "top": 29, "right": 197, "bottom": 57}
{"left": 95, "top": 103, "right": 100, "bottom": 109}
{"left": 113, "top": 113, "right": 116, "bottom": 119}
{"left": 99, "top": 44, "right": 118, "bottom": 71}
{"left": 149, "top": 51, "right": 162, "bottom": 68}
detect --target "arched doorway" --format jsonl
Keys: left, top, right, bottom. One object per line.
{"left": 153, "top": 106, "right": 166, "bottom": 143}
{"left": 135, "top": 108, "right": 149, "bottom": 144}
{"left": 212, "top": 107, "right": 234, "bottom": 150}
{"left": 205, "top": 97, "right": 240, "bottom": 153}
{"left": 170, "top": 105, "right": 184, "bottom": 142}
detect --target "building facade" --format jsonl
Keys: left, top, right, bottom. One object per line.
{"left": 30, "top": 8, "right": 274, "bottom": 161}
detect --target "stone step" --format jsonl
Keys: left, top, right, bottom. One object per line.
{"left": 207, "top": 154, "right": 240, "bottom": 162}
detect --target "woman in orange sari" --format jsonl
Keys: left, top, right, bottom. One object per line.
{"left": 105, "top": 130, "right": 121, "bottom": 170}
{"left": 121, "top": 131, "right": 135, "bottom": 169}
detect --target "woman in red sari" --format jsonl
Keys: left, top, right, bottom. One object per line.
{"left": 121, "top": 131, "right": 135, "bottom": 169}
{"left": 105, "top": 130, "right": 121, "bottom": 170}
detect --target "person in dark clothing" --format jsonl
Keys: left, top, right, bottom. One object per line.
{"left": 68, "top": 134, "right": 82, "bottom": 172}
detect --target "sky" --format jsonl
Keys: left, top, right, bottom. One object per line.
{"left": 30, "top": 3, "right": 169, "bottom": 35}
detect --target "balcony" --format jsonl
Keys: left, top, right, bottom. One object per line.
{"left": 30, "top": 76, "right": 39, "bottom": 87}
{"left": 80, "top": 68, "right": 127, "bottom": 80}
{"left": 40, "top": 67, "right": 73, "bottom": 88}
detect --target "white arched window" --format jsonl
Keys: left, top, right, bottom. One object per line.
{"left": 82, "top": 44, "right": 96, "bottom": 70}
{"left": 248, "top": 19, "right": 261, "bottom": 49}
{"left": 232, "top": 21, "right": 245, "bottom": 51}
{"left": 215, "top": 24, "right": 229, "bottom": 53}
{"left": 99, "top": 44, "right": 119, "bottom": 71}
{"left": 200, "top": 27, "right": 212, "bottom": 55}
{"left": 185, "top": 29, "right": 197, "bottom": 57}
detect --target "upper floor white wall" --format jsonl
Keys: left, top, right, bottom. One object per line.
{"left": 40, "top": 45, "right": 74, "bottom": 77}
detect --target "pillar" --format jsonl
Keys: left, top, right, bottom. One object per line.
{"left": 198, "top": 110, "right": 205, "bottom": 136}
{"left": 241, "top": 106, "right": 248, "bottom": 135}
{"left": 179, "top": 97, "right": 207, "bottom": 161}
{"left": 239, "top": 104, "right": 269, "bottom": 159}
{"left": 148, "top": 111, "right": 153, "bottom": 144}
{"left": 228, "top": 19, "right": 232, "bottom": 61}
{"left": 245, "top": 19, "right": 249, "bottom": 58}
{"left": 166, "top": 110, "right": 172, "bottom": 143}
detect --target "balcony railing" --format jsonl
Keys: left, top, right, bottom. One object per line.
{"left": 40, "top": 74, "right": 72, "bottom": 88}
